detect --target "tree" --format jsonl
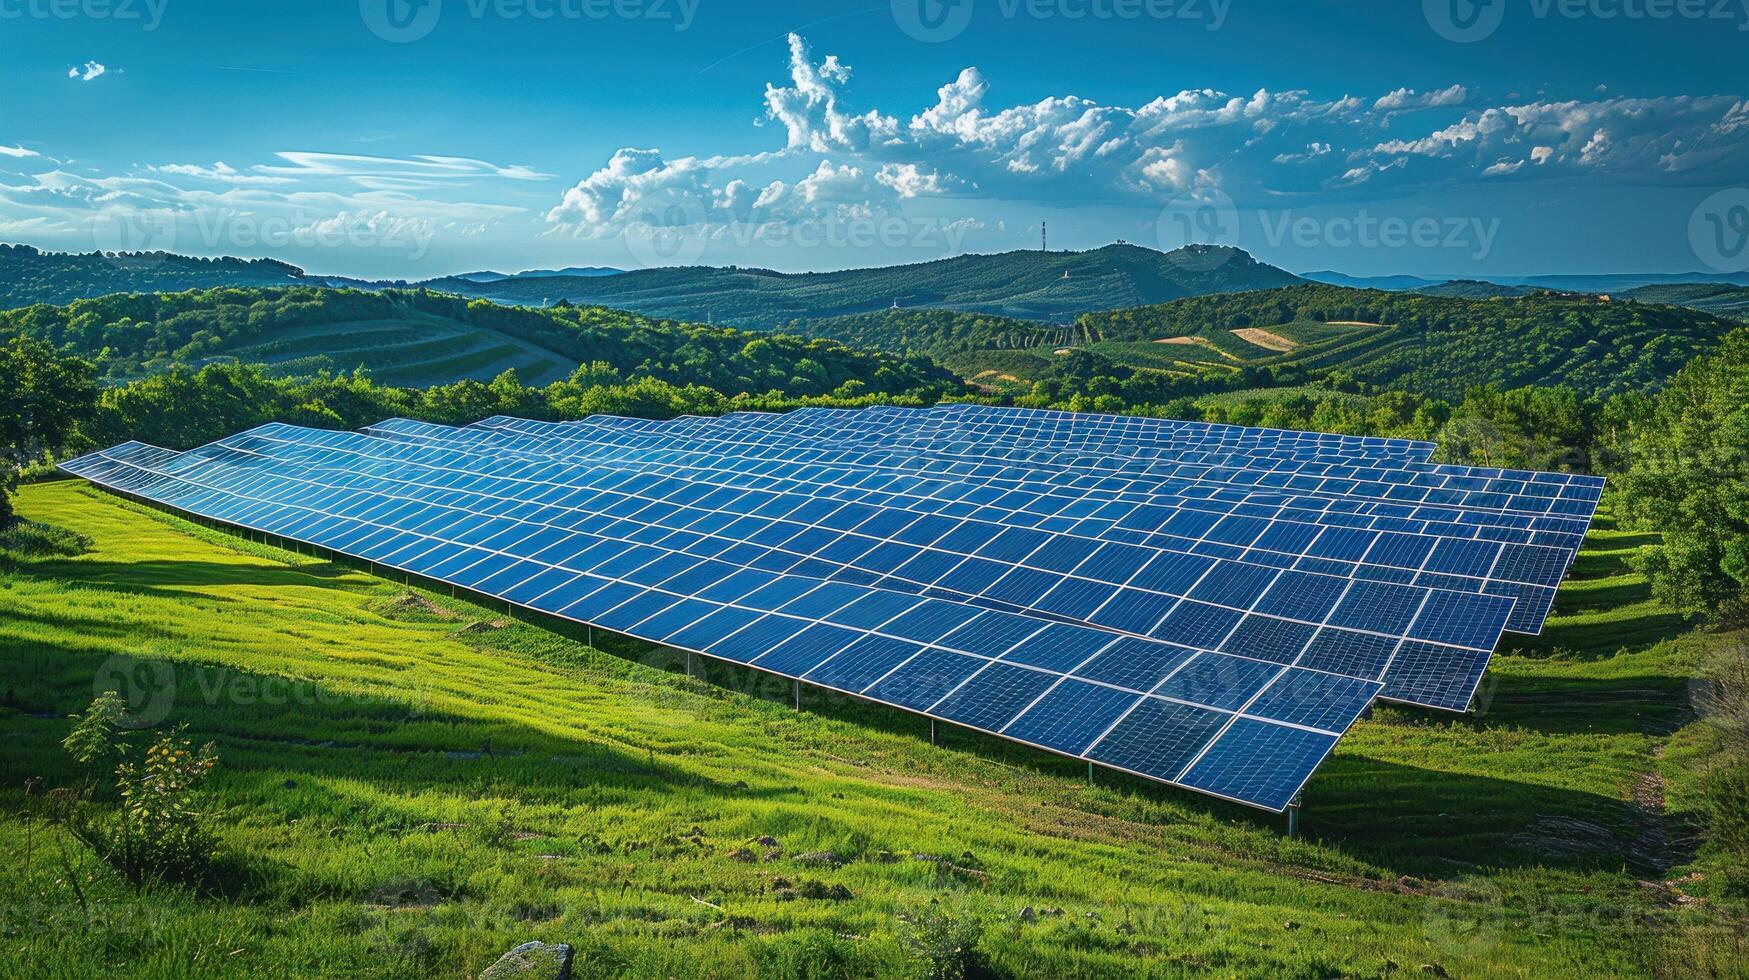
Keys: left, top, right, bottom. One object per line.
{"left": 1621, "top": 327, "right": 1749, "bottom": 614}
{"left": 0, "top": 338, "right": 98, "bottom": 526}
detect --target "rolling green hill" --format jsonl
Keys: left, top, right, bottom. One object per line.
{"left": 0, "top": 287, "right": 962, "bottom": 397}
{"left": 1624, "top": 283, "right": 1749, "bottom": 321}
{"left": 0, "top": 479, "right": 1733, "bottom": 978}
{"left": 427, "top": 244, "right": 1304, "bottom": 326}
{"left": 1065, "top": 284, "right": 1738, "bottom": 398}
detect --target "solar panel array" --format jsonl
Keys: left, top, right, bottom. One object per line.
{"left": 60, "top": 404, "right": 1604, "bottom": 813}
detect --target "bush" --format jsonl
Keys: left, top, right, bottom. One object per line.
{"left": 903, "top": 903, "right": 993, "bottom": 980}
{"left": 56, "top": 694, "right": 221, "bottom": 890}
{"left": 0, "top": 518, "right": 92, "bottom": 559}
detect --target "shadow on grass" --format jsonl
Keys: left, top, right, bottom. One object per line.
{"left": 20, "top": 557, "right": 359, "bottom": 598}
{"left": 1472, "top": 673, "right": 1695, "bottom": 737}
{"left": 1503, "top": 606, "right": 1698, "bottom": 660}
{"left": 1308, "top": 752, "right": 1696, "bottom": 879}
{"left": 0, "top": 643, "right": 751, "bottom": 811}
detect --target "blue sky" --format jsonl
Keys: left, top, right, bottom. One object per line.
{"left": 2, "top": 0, "right": 1746, "bottom": 279}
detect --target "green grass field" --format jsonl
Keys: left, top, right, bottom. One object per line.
{"left": 1, "top": 482, "right": 1743, "bottom": 978}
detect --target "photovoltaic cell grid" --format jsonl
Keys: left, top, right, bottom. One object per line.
{"left": 152, "top": 421, "right": 1515, "bottom": 710}
{"left": 60, "top": 406, "right": 1603, "bottom": 813}
{"left": 378, "top": 406, "right": 1595, "bottom": 634}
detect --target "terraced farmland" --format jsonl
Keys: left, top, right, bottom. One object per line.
{"left": 222, "top": 309, "right": 577, "bottom": 386}
{"left": 945, "top": 318, "right": 1406, "bottom": 390}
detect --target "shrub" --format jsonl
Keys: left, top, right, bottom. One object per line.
{"left": 55, "top": 694, "right": 221, "bottom": 890}
{"left": 903, "top": 903, "right": 993, "bottom": 980}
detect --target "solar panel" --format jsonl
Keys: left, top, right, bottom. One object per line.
{"left": 368, "top": 412, "right": 1588, "bottom": 634}
{"left": 59, "top": 406, "right": 1603, "bottom": 814}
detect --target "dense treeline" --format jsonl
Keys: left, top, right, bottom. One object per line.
{"left": 0, "top": 244, "right": 305, "bottom": 310}
{"left": 1078, "top": 283, "right": 1737, "bottom": 397}
{"left": 80, "top": 361, "right": 943, "bottom": 453}
{"left": 0, "top": 286, "right": 962, "bottom": 398}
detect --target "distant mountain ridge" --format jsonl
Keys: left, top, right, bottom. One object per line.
{"left": 1, "top": 241, "right": 1295, "bottom": 319}
{"left": 1624, "top": 283, "right": 1749, "bottom": 320}
{"left": 421, "top": 243, "right": 1306, "bottom": 326}
{"left": 1303, "top": 268, "right": 1749, "bottom": 293}
{"left": 449, "top": 266, "right": 624, "bottom": 283}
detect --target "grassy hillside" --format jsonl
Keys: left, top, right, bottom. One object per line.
{"left": 0, "top": 481, "right": 1738, "bottom": 978}
{"left": 1070, "top": 284, "right": 1739, "bottom": 398}
{"left": 427, "top": 244, "right": 1304, "bottom": 327}
{"left": 0, "top": 287, "right": 962, "bottom": 398}
{"left": 0, "top": 244, "right": 306, "bottom": 310}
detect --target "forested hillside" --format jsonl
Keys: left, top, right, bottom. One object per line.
{"left": 1412, "top": 279, "right": 1534, "bottom": 299}
{"left": 0, "top": 287, "right": 961, "bottom": 398}
{"left": 780, "top": 309, "right": 1073, "bottom": 355}
{"left": 1624, "top": 283, "right": 1749, "bottom": 321}
{"left": 428, "top": 244, "right": 1303, "bottom": 326}
{"left": 0, "top": 244, "right": 307, "bottom": 308}
{"left": 1075, "top": 284, "right": 1737, "bottom": 397}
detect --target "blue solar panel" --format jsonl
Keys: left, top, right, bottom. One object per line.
{"left": 60, "top": 404, "right": 1603, "bottom": 813}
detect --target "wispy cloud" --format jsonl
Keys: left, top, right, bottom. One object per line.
{"left": 0, "top": 147, "right": 541, "bottom": 263}
{"left": 68, "top": 62, "right": 109, "bottom": 82}
{"left": 0, "top": 145, "right": 39, "bottom": 159}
